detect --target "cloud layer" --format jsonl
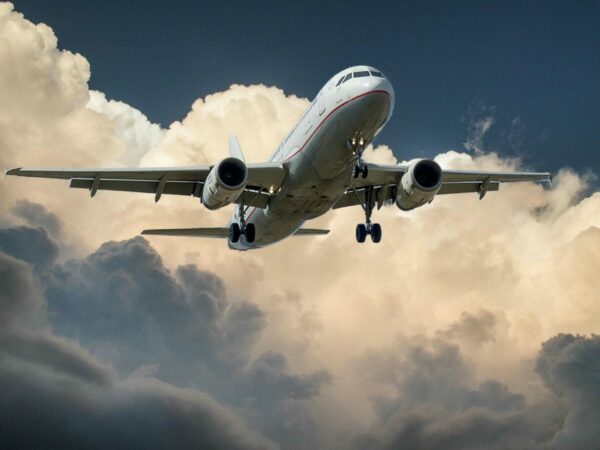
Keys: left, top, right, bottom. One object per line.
{"left": 1, "top": 3, "right": 599, "bottom": 449}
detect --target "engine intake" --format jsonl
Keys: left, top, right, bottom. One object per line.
{"left": 395, "top": 159, "right": 442, "bottom": 211}
{"left": 201, "top": 157, "right": 248, "bottom": 210}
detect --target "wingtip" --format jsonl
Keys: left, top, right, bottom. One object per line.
{"left": 5, "top": 167, "right": 21, "bottom": 176}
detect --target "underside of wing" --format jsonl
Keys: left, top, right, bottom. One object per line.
{"left": 6, "top": 162, "right": 287, "bottom": 209}
{"left": 335, "top": 161, "right": 550, "bottom": 210}
{"left": 441, "top": 169, "right": 552, "bottom": 183}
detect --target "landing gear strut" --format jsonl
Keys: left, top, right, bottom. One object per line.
{"left": 349, "top": 136, "right": 368, "bottom": 179}
{"left": 355, "top": 186, "right": 382, "bottom": 243}
{"left": 229, "top": 202, "right": 255, "bottom": 243}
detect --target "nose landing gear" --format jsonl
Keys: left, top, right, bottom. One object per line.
{"left": 355, "top": 186, "right": 382, "bottom": 243}
{"left": 229, "top": 203, "right": 256, "bottom": 244}
{"left": 349, "top": 137, "right": 368, "bottom": 179}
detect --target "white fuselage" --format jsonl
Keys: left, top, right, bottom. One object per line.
{"left": 229, "top": 65, "right": 395, "bottom": 250}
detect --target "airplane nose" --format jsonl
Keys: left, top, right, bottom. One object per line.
{"left": 367, "top": 76, "right": 394, "bottom": 118}
{"left": 355, "top": 73, "right": 395, "bottom": 117}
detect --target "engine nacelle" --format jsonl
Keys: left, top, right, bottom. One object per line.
{"left": 395, "top": 159, "right": 442, "bottom": 211}
{"left": 201, "top": 157, "right": 248, "bottom": 210}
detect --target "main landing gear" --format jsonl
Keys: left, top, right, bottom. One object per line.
{"left": 229, "top": 203, "right": 255, "bottom": 243}
{"left": 355, "top": 186, "right": 382, "bottom": 243}
{"left": 349, "top": 137, "right": 368, "bottom": 179}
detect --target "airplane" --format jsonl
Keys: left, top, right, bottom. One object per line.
{"left": 6, "top": 65, "right": 551, "bottom": 250}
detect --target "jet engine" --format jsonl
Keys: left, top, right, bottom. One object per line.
{"left": 395, "top": 159, "right": 442, "bottom": 211}
{"left": 201, "top": 157, "right": 248, "bottom": 210}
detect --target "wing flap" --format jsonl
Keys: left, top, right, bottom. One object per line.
{"left": 438, "top": 181, "right": 500, "bottom": 195}
{"left": 442, "top": 169, "right": 551, "bottom": 183}
{"left": 70, "top": 179, "right": 201, "bottom": 196}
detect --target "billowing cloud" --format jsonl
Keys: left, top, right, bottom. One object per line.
{"left": 1, "top": 2, "right": 599, "bottom": 449}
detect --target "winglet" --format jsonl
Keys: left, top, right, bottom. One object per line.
{"left": 228, "top": 134, "right": 245, "bottom": 162}
{"left": 5, "top": 168, "right": 21, "bottom": 177}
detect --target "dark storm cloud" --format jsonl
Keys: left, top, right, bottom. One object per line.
{"left": 43, "top": 236, "right": 267, "bottom": 378}
{"left": 536, "top": 334, "right": 600, "bottom": 449}
{"left": 352, "top": 332, "right": 600, "bottom": 450}
{"left": 40, "top": 234, "right": 329, "bottom": 444}
{"left": 12, "top": 199, "right": 63, "bottom": 236}
{"left": 0, "top": 363, "right": 276, "bottom": 450}
{"left": 352, "top": 335, "right": 563, "bottom": 450}
{"left": 0, "top": 221, "right": 330, "bottom": 448}
{"left": 0, "top": 252, "right": 45, "bottom": 328}
{"left": 0, "top": 243, "right": 277, "bottom": 450}
{"left": 0, "top": 225, "right": 59, "bottom": 268}
{"left": 439, "top": 309, "right": 498, "bottom": 344}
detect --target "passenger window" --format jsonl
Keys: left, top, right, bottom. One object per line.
{"left": 336, "top": 76, "right": 344, "bottom": 86}
{"left": 342, "top": 73, "right": 352, "bottom": 83}
{"left": 354, "top": 71, "right": 370, "bottom": 77}
{"left": 370, "top": 71, "right": 384, "bottom": 78}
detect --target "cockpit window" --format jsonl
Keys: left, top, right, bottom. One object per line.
{"left": 336, "top": 76, "right": 345, "bottom": 86}
{"left": 370, "top": 70, "right": 384, "bottom": 78}
{"left": 354, "top": 71, "right": 370, "bottom": 77}
{"left": 343, "top": 73, "right": 352, "bottom": 83}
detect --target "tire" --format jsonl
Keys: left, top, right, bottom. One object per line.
{"left": 229, "top": 223, "right": 241, "bottom": 243}
{"left": 356, "top": 224, "right": 367, "bottom": 243}
{"left": 361, "top": 165, "right": 369, "bottom": 179}
{"left": 371, "top": 223, "right": 382, "bottom": 243}
{"left": 245, "top": 223, "right": 256, "bottom": 243}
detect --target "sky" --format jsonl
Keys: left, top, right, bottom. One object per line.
{"left": 15, "top": 0, "right": 600, "bottom": 176}
{"left": 0, "top": 2, "right": 599, "bottom": 449}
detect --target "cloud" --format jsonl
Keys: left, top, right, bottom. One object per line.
{"left": 0, "top": 239, "right": 277, "bottom": 449}
{"left": 12, "top": 199, "right": 63, "bottom": 236}
{"left": 348, "top": 332, "right": 595, "bottom": 450}
{"left": 87, "top": 90, "right": 165, "bottom": 166}
{"left": 536, "top": 334, "right": 600, "bottom": 448}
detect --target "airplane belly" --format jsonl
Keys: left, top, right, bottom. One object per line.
{"left": 309, "top": 91, "right": 391, "bottom": 179}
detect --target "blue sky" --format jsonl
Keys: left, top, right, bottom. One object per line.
{"left": 16, "top": 0, "right": 599, "bottom": 175}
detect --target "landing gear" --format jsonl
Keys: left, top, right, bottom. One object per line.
{"left": 230, "top": 203, "right": 256, "bottom": 244}
{"left": 349, "top": 136, "right": 368, "bottom": 179}
{"left": 355, "top": 224, "right": 367, "bottom": 243}
{"left": 354, "top": 186, "right": 382, "bottom": 244}
{"left": 244, "top": 223, "right": 255, "bottom": 243}
{"left": 229, "top": 223, "right": 241, "bottom": 242}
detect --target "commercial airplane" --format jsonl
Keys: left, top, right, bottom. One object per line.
{"left": 7, "top": 65, "right": 551, "bottom": 250}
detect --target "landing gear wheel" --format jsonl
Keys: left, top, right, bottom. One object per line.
{"left": 353, "top": 164, "right": 369, "bottom": 179}
{"left": 244, "top": 223, "right": 256, "bottom": 243}
{"left": 229, "top": 223, "right": 241, "bottom": 243}
{"left": 356, "top": 224, "right": 367, "bottom": 243}
{"left": 371, "top": 223, "right": 382, "bottom": 243}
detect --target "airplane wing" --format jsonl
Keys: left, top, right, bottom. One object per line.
{"left": 6, "top": 162, "right": 286, "bottom": 209}
{"left": 334, "top": 162, "right": 551, "bottom": 209}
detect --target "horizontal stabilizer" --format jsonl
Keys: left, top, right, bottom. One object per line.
{"left": 142, "top": 228, "right": 228, "bottom": 238}
{"left": 293, "top": 228, "right": 330, "bottom": 235}
{"left": 141, "top": 227, "right": 330, "bottom": 238}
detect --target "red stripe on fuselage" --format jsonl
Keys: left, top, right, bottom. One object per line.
{"left": 245, "top": 89, "right": 391, "bottom": 222}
